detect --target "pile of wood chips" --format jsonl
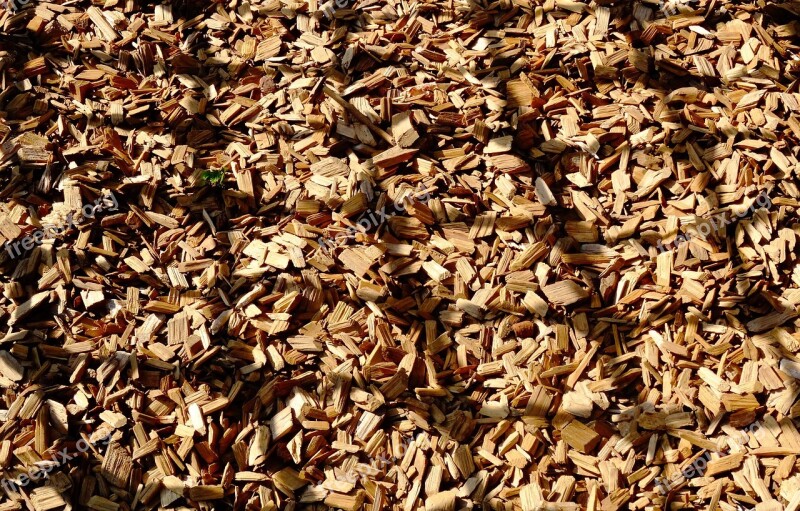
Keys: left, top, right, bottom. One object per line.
{"left": 1, "top": 0, "right": 800, "bottom": 509}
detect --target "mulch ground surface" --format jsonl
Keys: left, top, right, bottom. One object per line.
{"left": 1, "top": 0, "right": 800, "bottom": 510}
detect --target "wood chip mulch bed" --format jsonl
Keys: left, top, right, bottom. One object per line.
{"left": 1, "top": 0, "right": 800, "bottom": 510}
